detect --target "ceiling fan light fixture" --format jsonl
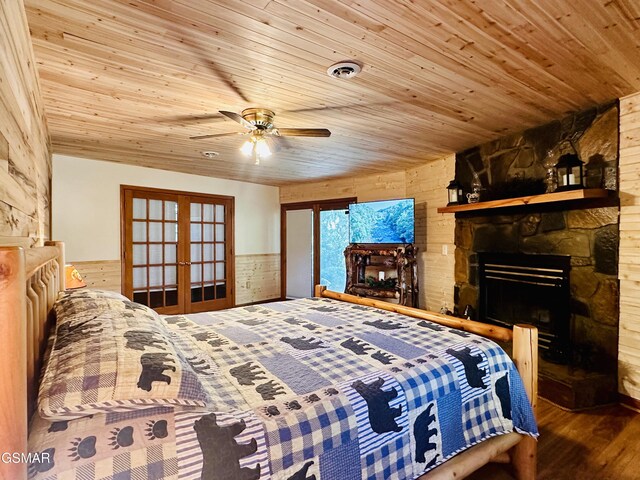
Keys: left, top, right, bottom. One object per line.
{"left": 240, "top": 139, "right": 254, "bottom": 156}
{"left": 255, "top": 137, "right": 272, "bottom": 158}
{"left": 327, "top": 61, "right": 362, "bottom": 79}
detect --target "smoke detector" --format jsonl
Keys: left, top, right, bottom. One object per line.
{"left": 327, "top": 61, "right": 362, "bottom": 79}
{"left": 201, "top": 151, "right": 219, "bottom": 159}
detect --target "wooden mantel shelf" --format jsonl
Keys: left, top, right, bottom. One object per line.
{"left": 437, "top": 188, "right": 610, "bottom": 213}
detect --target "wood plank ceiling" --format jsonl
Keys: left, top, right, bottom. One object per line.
{"left": 24, "top": 0, "right": 640, "bottom": 186}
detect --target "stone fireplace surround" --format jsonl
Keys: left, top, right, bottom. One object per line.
{"left": 453, "top": 102, "right": 620, "bottom": 410}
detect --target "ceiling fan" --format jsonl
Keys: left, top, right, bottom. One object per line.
{"left": 190, "top": 108, "right": 331, "bottom": 164}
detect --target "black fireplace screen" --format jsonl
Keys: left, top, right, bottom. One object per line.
{"left": 478, "top": 252, "right": 571, "bottom": 362}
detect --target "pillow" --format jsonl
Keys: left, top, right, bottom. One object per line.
{"left": 39, "top": 290, "right": 210, "bottom": 420}
{"left": 53, "top": 289, "right": 130, "bottom": 326}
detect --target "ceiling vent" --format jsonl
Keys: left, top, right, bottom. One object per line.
{"left": 327, "top": 61, "right": 362, "bottom": 79}
{"left": 201, "top": 151, "right": 219, "bottom": 159}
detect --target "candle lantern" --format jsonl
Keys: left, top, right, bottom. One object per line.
{"left": 446, "top": 179, "right": 464, "bottom": 206}
{"left": 555, "top": 154, "right": 584, "bottom": 191}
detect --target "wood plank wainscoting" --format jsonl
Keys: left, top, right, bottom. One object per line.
{"left": 72, "top": 254, "right": 280, "bottom": 306}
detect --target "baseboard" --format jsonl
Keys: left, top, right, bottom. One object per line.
{"left": 235, "top": 297, "right": 284, "bottom": 307}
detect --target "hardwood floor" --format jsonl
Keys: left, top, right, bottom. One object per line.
{"left": 467, "top": 398, "right": 640, "bottom": 480}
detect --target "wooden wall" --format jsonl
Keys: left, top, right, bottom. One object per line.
{"left": 73, "top": 255, "right": 280, "bottom": 306}
{"left": 235, "top": 254, "right": 281, "bottom": 305}
{"left": 279, "top": 160, "right": 457, "bottom": 311}
{"left": 406, "top": 155, "right": 456, "bottom": 311}
{"left": 280, "top": 172, "right": 407, "bottom": 204}
{"left": 0, "top": 0, "right": 51, "bottom": 247}
{"left": 73, "top": 260, "right": 121, "bottom": 292}
{"left": 618, "top": 91, "right": 640, "bottom": 401}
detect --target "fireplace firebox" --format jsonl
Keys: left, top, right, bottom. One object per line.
{"left": 478, "top": 252, "right": 571, "bottom": 363}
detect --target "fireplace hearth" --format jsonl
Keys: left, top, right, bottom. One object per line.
{"left": 478, "top": 252, "right": 570, "bottom": 363}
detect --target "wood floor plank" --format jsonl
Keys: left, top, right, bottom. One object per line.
{"left": 467, "top": 399, "right": 640, "bottom": 480}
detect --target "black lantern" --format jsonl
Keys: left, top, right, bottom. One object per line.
{"left": 446, "top": 179, "right": 464, "bottom": 206}
{"left": 555, "top": 154, "right": 584, "bottom": 191}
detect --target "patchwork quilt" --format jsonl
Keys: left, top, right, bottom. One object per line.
{"left": 28, "top": 296, "right": 537, "bottom": 479}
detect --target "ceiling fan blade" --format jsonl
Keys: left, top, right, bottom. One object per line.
{"left": 272, "top": 128, "right": 331, "bottom": 137}
{"left": 219, "top": 111, "right": 256, "bottom": 130}
{"left": 189, "top": 131, "right": 246, "bottom": 140}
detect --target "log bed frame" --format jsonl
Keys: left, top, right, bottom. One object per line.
{"left": 0, "top": 244, "right": 536, "bottom": 480}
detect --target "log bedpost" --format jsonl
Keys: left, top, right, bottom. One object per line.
{"left": 314, "top": 285, "right": 327, "bottom": 298}
{"left": 511, "top": 324, "right": 538, "bottom": 480}
{"left": 0, "top": 247, "right": 27, "bottom": 480}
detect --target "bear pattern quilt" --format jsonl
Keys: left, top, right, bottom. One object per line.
{"left": 28, "top": 296, "right": 537, "bottom": 479}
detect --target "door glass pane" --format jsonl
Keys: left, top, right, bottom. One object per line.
{"left": 204, "top": 224, "right": 214, "bottom": 242}
{"left": 204, "top": 263, "right": 214, "bottom": 282}
{"left": 191, "top": 203, "right": 201, "bottom": 222}
{"left": 133, "top": 222, "right": 147, "bottom": 242}
{"left": 165, "top": 266, "right": 176, "bottom": 285}
{"left": 215, "top": 224, "right": 224, "bottom": 241}
{"left": 215, "top": 262, "right": 225, "bottom": 279}
{"left": 215, "top": 205, "right": 224, "bottom": 221}
{"left": 133, "top": 198, "right": 146, "bottom": 219}
{"left": 133, "top": 291, "right": 147, "bottom": 305}
{"left": 215, "top": 243, "right": 224, "bottom": 261}
{"left": 320, "top": 209, "right": 349, "bottom": 293}
{"left": 191, "top": 223, "right": 202, "bottom": 242}
{"left": 203, "top": 244, "right": 214, "bottom": 262}
{"left": 165, "top": 244, "right": 176, "bottom": 264}
{"left": 203, "top": 204, "right": 214, "bottom": 222}
{"left": 149, "top": 244, "right": 162, "bottom": 264}
{"left": 191, "top": 243, "right": 202, "bottom": 262}
{"left": 149, "top": 266, "right": 163, "bottom": 287}
{"left": 166, "top": 289, "right": 178, "bottom": 306}
{"left": 149, "top": 200, "right": 162, "bottom": 220}
{"left": 165, "top": 201, "right": 178, "bottom": 221}
{"left": 191, "top": 264, "right": 202, "bottom": 283}
{"left": 149, "top": 222, "right": 162, "bottom": 242}
{"left": 133, "top": 245, "right": 147, "bottom": 266}
{"left": 204, "top": 285, "right": 215, "bottom": 301}
{"left": 133, "top": 267, "right": 147, "bottom": 288}
{"left": 165, "top": 222, "right": 178, "bottom": 242}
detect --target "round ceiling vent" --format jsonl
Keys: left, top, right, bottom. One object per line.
{"left": 327, "top": 61, "right": 362, "bottom": 79}
{"left": 201, "top": 151, "right": 219, "bottom": 159}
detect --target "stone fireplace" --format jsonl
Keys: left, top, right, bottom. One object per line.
{"left": 453, "top": 102, "right": 620, "bottom": 409}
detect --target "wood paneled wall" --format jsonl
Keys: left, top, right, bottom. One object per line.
{"left": 406, "top": 155, "right": 456, "bottom": 311}
{"left": 235, "top": 254, "right": 281, "bottom": 305}
{"left": 73, "top": 260, "right": 121, "bottom": 292}
{"left": 279, "top": 172, "right": 407, "bottom": 204}
{"left": 279, "top": 159, "right": 457, "bottom": 311}
{"left": 618, "top": 91, "right": 640, "bottom": 401}
{"left": 0, "top": 0, "right": 51, "bottom": 247}
{"left": 73, "top": 255, "right": 280, "bottom": 306}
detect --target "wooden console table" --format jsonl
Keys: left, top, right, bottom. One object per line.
{"left": 345, "top": 244, "right": 418, "bottom": 307}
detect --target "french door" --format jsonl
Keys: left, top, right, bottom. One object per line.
{"left": 121, "top": 186, "right": 234, "bottom": 314}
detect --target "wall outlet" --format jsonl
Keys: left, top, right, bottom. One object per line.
{"left": 441, "top": 245, "right": 448, "bottom": 255}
